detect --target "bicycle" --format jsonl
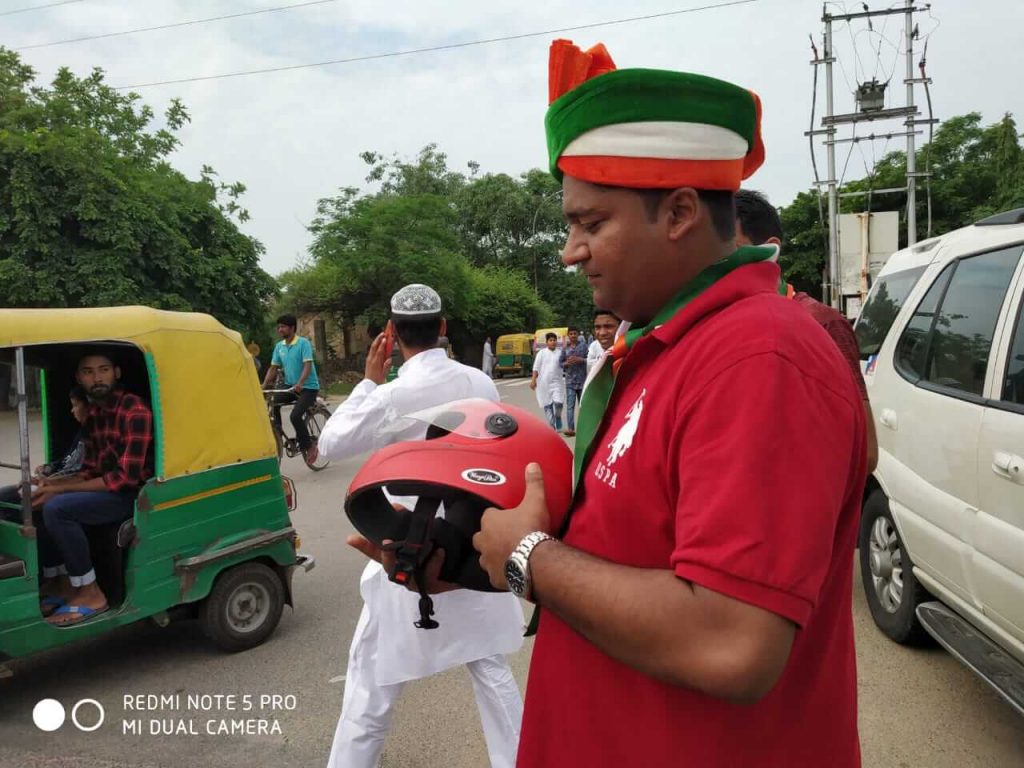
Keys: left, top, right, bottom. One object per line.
{"left": 263, "top": 389, "right": 332, "bottom": 471}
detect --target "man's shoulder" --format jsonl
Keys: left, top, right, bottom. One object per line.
{"left": 118, "top": 391, "right": 152, "bottom": 416}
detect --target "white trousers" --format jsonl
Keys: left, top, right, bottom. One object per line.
{"left": 326, "top": 602, "right": 523, "bottom": 768}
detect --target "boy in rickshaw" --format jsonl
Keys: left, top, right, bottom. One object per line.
{"left": 32, "top": 352, "right": 153, "bottom": 626}
{"left": 0, "top": 385, "right": 88, "bottom": 522}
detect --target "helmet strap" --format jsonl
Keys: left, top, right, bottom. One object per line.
{"left": 384, "top": 496, "right": 441, "bottom": 630}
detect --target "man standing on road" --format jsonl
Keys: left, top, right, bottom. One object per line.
{"left": 318, "top": 283, "right": 524, "bottom": 768}
{"left": 471, "top": 40, "right": 865, "bottom": 767}
{"left": 558, "top": 326, "right": 588, "bottom": 437}
{"left": 529, "top": 332, "right": 564, "bottom": 430}
{"left": 734, "top": 189, "right": 878, "bottom": 474}
{"left": 262, "top": 314, "right": 321, "bottom": 463}
{"left": 586, "top": 309, "right": 619, "bottom": 375}
{"left": 482, "top": 335, "right": 495, "bottom": 378}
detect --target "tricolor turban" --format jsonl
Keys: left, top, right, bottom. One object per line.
{"left": 545, "top": 39, "right": 765, "bottom": 190}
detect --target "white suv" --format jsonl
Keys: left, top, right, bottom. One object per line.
{"left": 855, "top": 208, "right": 1024, "bottom": 716}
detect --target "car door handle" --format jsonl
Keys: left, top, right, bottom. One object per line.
{"left": 879, "top": 408, "right": 898, "bottom": 430}
{"left": 992, "top": 451, "right": 1024, "bottom": 482}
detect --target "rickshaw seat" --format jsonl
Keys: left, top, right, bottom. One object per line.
{"left": 0, "top": 554, "right": 26, "bottom": 580}
{"left": 84, "top": 517, "right": 136, "bottom": 607}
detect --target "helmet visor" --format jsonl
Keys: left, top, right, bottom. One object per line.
{"left": 402, "top": 397, "right": 522, "bottom": 441}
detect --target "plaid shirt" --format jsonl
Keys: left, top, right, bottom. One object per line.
{"left": 559, "top": 339, "right": 590, "bottom": 390}
{"left": 80, "top": 389, "right": 154, "bottom": 495}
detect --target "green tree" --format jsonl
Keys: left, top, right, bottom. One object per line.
{"left": 0, "top": 48, "right": 275, "bottom": 333}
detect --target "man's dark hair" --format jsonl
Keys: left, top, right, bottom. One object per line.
{"left": 567, "top": 325, "right": 579, "bottom": 333}
{"left": 734, "top": 189, "right": 783, "bottom": 244}
{"left": 69, "top": 385, "right": 87, "bottom": 402}
{"left": 394, "top": 316, "right": 442, "bottom": 350}
{"left": 630, "top": 188, "right": 735, "bottom": 240}
{"left": 276, "top": 314, "right": 297, "bottom": 328}
{"left": 593, "top": 308, "right": 619, "bottom": 321}
{"left": 77, "top": 350, "right": 115, "bottom": 369}
{"left": 545, "top": 332, "right": 558, "bottom": 342}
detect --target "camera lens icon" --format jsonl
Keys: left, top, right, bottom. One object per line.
{"left": 33, "top": 698, "right": 105, "bottom": 732}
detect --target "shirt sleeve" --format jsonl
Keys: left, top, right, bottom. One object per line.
{"left": 317, "top": 379, "right": 392, "bottom": 460}
{"left": 671, "top": 352, "right": 861, "bottom": 627}
{"left": 103, "top": 399, "right": 153, "bottom": 493}
{"left": 300, "top": 337, "right": 315, "bottom": 363}
{"left": 823, "top": 316, "right": 868, "bottom": 399}
{"left": 271, "top": 342, "right": 283, "bottom": 368}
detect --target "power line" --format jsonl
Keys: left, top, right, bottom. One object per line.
{"left": 0, "top": 0, "right": 81, "bottom": 17}
{"left": 15, "top": 0, "right": 338, "bottom": 51}
{"left": 113, "top": 0, "right": 758, "bottom": 90}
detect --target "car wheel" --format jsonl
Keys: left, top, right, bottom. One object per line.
{"left": 858, "top": 489, "right": 932, "bottom": 645}
{"left": 201, "top": 562, "right": 286, "bottom": 652}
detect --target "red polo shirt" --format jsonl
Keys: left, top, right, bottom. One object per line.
{"left": 519, "top": 262, "right": 865, "bottom": 768}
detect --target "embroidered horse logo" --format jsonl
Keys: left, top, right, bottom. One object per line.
{"left": 606, "top": 388, "right": 646, "bottom": 466}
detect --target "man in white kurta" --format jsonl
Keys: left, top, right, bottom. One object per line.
{"left": 318, "top": 284, "right": 524, "bottom": 768}
{"left": 482, "top": 336, "right": 495, "bottom": 377}
{"left": 529, "top": 333, "right": 564, "bottom": 430}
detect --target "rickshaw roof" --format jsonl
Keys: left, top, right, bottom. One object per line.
{"left": 0, "top": 306, "right": 239, "bottom": 348}
{"left": 496, "top": 333, "right": 534, "bottom": 341}
{"left": 0, "top": 307, "right": 277, "bottom": 477}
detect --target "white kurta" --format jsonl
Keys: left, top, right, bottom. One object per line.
{"left": 318, "top": 348, "right": 525, "bottom": 685}
{"left": 482, "top": 340, "right": 495, "bottom": 374}
{"left": 586, "top": 339, "right": 606, "bottom": 374}
{"left": 532, "top": 347, "right": 565, "bottom": 409}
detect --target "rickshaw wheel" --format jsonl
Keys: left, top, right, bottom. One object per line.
{"left": 201, "top": 562, "right": 286, "bottom": 652}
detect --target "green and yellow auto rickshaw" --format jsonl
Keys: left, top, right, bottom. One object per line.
{"left": 493, "top": 333, "right": 534, "bottom": 378}
{"left": 0, "top": 307, "right": 314, "bottom": 673}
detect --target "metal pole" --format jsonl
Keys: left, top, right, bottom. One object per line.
{"left": 905, "top": 0, "right": 917, "bottom": 246}
{"left": 824, "top": 16, "right": 840, "bottom": 308}
{"left": 15, "top": 347, "right": 33, "bottom": 527}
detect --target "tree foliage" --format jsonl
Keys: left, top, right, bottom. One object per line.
{"left": 779, "top": 111, "right": 1024, "bottom": 294}
{"left": 0, "top": 48, "right": 275, "bottom": 334}
{"left": 282, "top": 145, "right": 593, "bottom": 354}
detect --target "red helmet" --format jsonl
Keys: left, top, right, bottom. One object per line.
{"left": 345, "top": 398, "right": 573, "bottom": 592}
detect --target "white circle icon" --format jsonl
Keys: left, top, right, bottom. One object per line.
{"left": 71, "top": 699, "right": 105, "bottom": 732}
{"left": 32, "top": 699, "right": 66, "bottom": 732}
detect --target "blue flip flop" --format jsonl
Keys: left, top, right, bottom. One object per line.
{"left": 39, "top": 595, "right": 66, "bottom": 617}
{"left": 48, "top": 603, "right": 108, "bottom": 626}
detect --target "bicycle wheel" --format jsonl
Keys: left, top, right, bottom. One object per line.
{"left": 303, "top": 406, "right": 331, "bottom": 471}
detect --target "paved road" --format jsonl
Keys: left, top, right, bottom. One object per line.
{"left": 0, "top": 380, "right": 1022, "bottom": 767}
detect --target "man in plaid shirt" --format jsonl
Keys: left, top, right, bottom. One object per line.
{"left": 33, "top": 352, "right": 153, "bottom": 626}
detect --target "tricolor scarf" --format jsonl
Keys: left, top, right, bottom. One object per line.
{"left": 572, "top": 244, "right": 782, "bottom": 490}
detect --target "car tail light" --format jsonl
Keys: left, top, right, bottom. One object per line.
{"left": 282, "top": 476, "right": 297, "bottom": 511}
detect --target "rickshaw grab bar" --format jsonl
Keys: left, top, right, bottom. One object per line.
{"left": 174, "top": 527, "right": 297, "bottom": 573}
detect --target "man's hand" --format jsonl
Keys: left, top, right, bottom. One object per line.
{"left": 529, "top": 378, "right": 537, "bottom": 390}
{"left": 364, "top": 332, "right": 392, "bottom": 385}
{"left": 473, "top": 463, "right": 552, "bottom": 590}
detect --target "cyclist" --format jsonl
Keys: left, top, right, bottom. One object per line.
{"left": 262, "top": 314, "right": 321, "bottom": 463}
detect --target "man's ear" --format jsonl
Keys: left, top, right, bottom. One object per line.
{"left": 114, "top": 366, "right": 122, "bottom": 381}
{"left": 664, "top": 188, "right": 701, "bottom": 241}
{"left": 439, "top": 318, "right": 447, "bottom": 337}
{"left": 765, "top": 236, "right": 782, "bottom": 247}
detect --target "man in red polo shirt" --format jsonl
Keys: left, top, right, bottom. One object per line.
{"left": 472, "top": 40, "right": 866, "bottom": 767}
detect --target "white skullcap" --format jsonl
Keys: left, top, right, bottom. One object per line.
{"left": 390, "top": 283, "right": 442, "bottom": 317}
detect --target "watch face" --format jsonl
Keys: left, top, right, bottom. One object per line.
{"left": 505, "top": 560, "right": 527, "bottom": 596}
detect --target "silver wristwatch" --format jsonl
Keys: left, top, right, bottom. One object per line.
{"left": 504, "top": 531, "right": 555, "bottom": 601}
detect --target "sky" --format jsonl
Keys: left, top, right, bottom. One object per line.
{"left": 4, "top": 0, "right": 1023, "bottom": 275}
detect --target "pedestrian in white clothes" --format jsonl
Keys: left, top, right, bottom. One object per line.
{"left": 529, "top": 332, "right": 564, "bottom": 430}
{"left": 318, "top": 284, "right": 525, "bottom": 768}
{"left": 482, "top": 336, "right": 495, "bottom": 378}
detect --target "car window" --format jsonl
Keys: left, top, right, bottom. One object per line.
{"left": 895, "top": 265, "right": 951, "bottom": 382}
{"left": 1002, "top": 298, "right": 1024, "bottom": 405}
{"left": 896, "top": 246, "right": 1022, "bottom": 396}
{"left": 855, "top": 266, "right": 926, "bottom": 359}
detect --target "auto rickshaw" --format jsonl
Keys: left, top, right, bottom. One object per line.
{"left": 0, "top": 307, "right": 314, "bottom": 673}
{"left": 493, "top": 333, "right": 534, "bottom": 378}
